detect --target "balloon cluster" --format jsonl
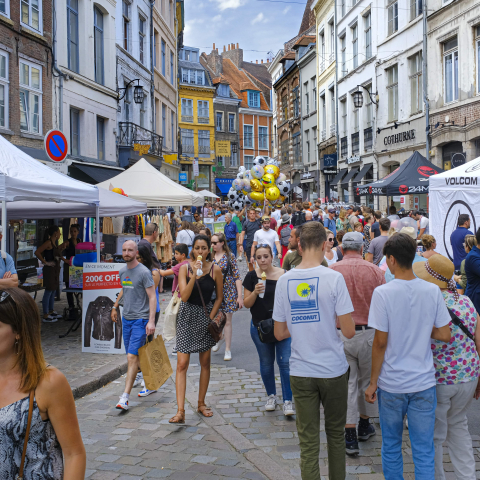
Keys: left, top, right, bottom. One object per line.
{"left": 227, "top": 156, "right": 291, "bottom": 211}
{"left": 112, "top": 187, "right": 129, "bottom": 197}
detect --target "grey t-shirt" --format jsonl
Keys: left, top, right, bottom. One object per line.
{"left": 120, "top": 263, "right": 154, "bottom": 320}
{"left": 368, "top": 235, "right": 389, "bottom": 265}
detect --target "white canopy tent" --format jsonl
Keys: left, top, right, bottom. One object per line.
{"left": 97, "top": 158, "right": 204, "bottom": 207}
{"left": 429, "top": 157, "right": 480, "bottom": 262}
{"left": 0, "top": 135, "right": 100, "bottom": 256}
{"left": 6, "top": 188, "right": 147, "bottom": 219}
{"left": 196, "top": 189, "right": 219, "bottom": 199}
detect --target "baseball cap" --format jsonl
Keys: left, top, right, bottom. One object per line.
{"left": 261, "top": 215, "right": 270, "bottom": 222}
{"left": 255, "top": 208, "right": 262, "bottom": 212}
{"left": 167, "top": 207, "right": 175, "bottom": 213}
{"left": 328, "top": 208, "right": 336, "bottom": 214}
{"left": 342, "top": 232, "right": 364, "bottom": 248}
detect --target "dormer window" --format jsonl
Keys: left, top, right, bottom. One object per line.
{"left": 247, "top": 90, "right": 260, "bottom": 108}
{"left": 218, "top": 84, "right": 230, "bottom": 97}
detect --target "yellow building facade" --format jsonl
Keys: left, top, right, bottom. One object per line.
{"left": 178, "top": 46, "right": 216, "bottom": 192}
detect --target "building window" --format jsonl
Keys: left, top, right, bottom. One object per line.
{"left": 282, "top": 95, "right": 288, "bottom": 120}
{"left": 181, "top": 128, "right": 194, "bottom": 153}
{"left": 161, "top": 39, "right": 166, "bottom": 75}
{"left": 365, "top": 84, "right": 373, "bottom": 128}
{"left": 139, "top": 94, "right": 146, "bottom": 128}
{"left": 244, "top": 125, "right": 253, "bottom": 148}
{"left": 340, "top": 35, "right": 346, "bottom": 77}
{"left": 161, "top": 103, "right": 166, "bottom": 138}
{"left": 248, "top": 91, "right": 260, "bottom": 108}
{"left": 293, "top": 134, "right": 301, "bottom": 163}
{"left": 139, "top": 16, "right": 146, "bottom": 64}
{"left": 244, "top": 155, "right": 254, "bottom": 170}
{"left": 218, "top": 84, "right": 230, "bottom": 97}
{"left": 259, "top": 126, "right": 268, "bottom": 150}
{"left": 181, "top": 98, "right": 193, "bottom": 121}
{"left": 341, "top": 136, "right": 348, "bottom": 157}
{"left": 293, "top": 87, "right": 299, "bottom": 117}
{"left": 313, "top": 127, "right": 317, "bottom": 161}
{"left": 21, "top": 0, "right": 41, "bottom": 32}
{"left": 341, "top": 0, "right": 345, "bottom": 17}
{"left": 364, "top": 12, "right": 371, "bottom": 60}
{"left": 281, "top": 139, "right": 289, "bottom": 165}
{"left": 330, "top": 22, "right": 335, "bottom": 63}
{"left": 171, "top": 111, "right": 175, "bottom": 149}
{"left": 352, "top": 106, "right": 359, "bottom": 134}
{"left": 443, "top": 37, "right": 458, "bottom": 103}
{"left": 19, "top": 60, "right": 42, "bottom": 134}
{"left": 364, "top": 127, "right": 373, "bottom": 151}
{"left": 197, "top": 100, "right": 209, "bottom": 121}
{"left": 153, "top": 31, "right": 157, "bottom": 67}
{"left": 123, "top": 79, "right": 131, "bottom": 121}
{"left": 312, "top": 79, "right": 317, "bottom": 111}
{"left": 304, "top": 82, "right": 309, "bottom": 115}
{"left": 477, "top": 27, "right": 480, "bottom": 94}
{"left": 94, "top": 7, "right": 104, "bottom": 85}
{"left": 388, "top": 1, "right": 398, "bottom": 36}
{"left": 181, "top": 68, "right": 204, "bottom": 85}
{"left": 216, "top": 111, "right": 223, "bottom": 131}
{"left": 170, "top": 51, "right": 174, "bottom": 84}
{"left": 228, "top": 113, "right": 235, "bottom": 132}
{"left": 387, "top": 64, "right": 398, "bottom": 122}
{"left": 122, "top": 0, "right": 130, "bottom": 51}
{"left": 351, "top": 132, "right": 359, "bottom": 154}
{"left": 352, "top": 24, "right": 358, "bottom": 69}
{"left": 0, "top": 0, "right": 9, "bottom": 16}
{"left": 97, "top": 117, "right": 105, "bottom": 160}
{"left": 0, "top": 52, "right": 8, "bottom": 128}
{"left": 67, "top": 0, "right": 79, "bottom": 72}
{"left": 231, "top": 150, "right": 238, "bottom": 167}
{"left": 409, "top": 51, "right": 423, "bottom": 114}
{"left": 319, "top": 31, "right": 325, "bottom": 71}
{"left": 330, "top": 87, "right": 335, "bottom": 135}
{"left": 305, "top": 130, "right": 310, "bottom": 163}
{"left": 410, "top": 0, "right": 423, "bottom": 21}
{"left": 70, "top": 108, "right": 80, "bottom": 156}
{"left": 320, "top": 94, "right": 326, "bottom": 140}
{"left": 340, "top": 98, "right": 347, "bottom": 137}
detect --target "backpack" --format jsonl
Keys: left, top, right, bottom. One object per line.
{"left": 293, "top": 211, "right": 305, "bottom": 227}
{"left": 279, "top": 225, "right": 291, "bottom": 247}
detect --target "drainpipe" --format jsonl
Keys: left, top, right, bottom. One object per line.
{"left": 334, "top": 0, "right": 339, "bottom": 202}
{"left": 150, "top": 1, "right": 155, "bottom": 135}
{"left": 423, "top": 0, "right": 430, "bottom": 162}
{"left": 52, "top": 0, "right": 65, "bottom": 131}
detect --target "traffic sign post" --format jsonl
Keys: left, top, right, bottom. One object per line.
{"left": 44, "top": 130, "right": 68, "bottom": 162}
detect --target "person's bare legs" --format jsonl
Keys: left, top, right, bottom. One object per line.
{"left": 224, "top": 313, "right": 233, "bottom": 351}
{"left": 170, "top": 352, "right": 189, "bottom": 422}
{"left": 158, "top": 276, "right": 164, "bottom": 293}
{"left": 198, "top": 350, "right": 213, "bottom": 417}
{"left": 125, "top": 354, "right": 140, "bottom": 395}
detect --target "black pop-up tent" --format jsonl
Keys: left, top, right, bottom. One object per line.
{"left": 357, "top": 151, "right": 444, "bottom": 196}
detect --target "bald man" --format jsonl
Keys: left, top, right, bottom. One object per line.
{"left": 112, "top": 240, "right": 157, "bottom": 410}
{"left": 138, "top": 222, "right": 159, "bottom": 266}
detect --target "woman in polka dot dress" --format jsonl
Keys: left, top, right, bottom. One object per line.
{"left": 211, "top": 232, "right": 243, "bottom": 361}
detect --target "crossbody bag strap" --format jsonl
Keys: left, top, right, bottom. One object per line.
{"left": 17, "top": 391, "right": 34, "bottom": 480}
{"left": 448, "top": 308, "right": 475, "bottom": 342}
{"left": 189, "top": 264, "right": 209, "bottom": 318}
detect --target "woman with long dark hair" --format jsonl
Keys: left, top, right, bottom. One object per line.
{"left": 211, "top": 232, "right": 243, "bottom": 361}
{"left": 0, "top": 288, "right": 86, "bottom": 478}
{"left": 35, "top": 226, "right": 65, "bottom": 322}
{"left": 170, "top": 235, "right": 223, "bottom": 424}
{"left": 61, "top": 224, "right": 82, "bottom": 317}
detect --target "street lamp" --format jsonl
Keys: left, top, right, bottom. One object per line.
{"left": 352, "top": 85, "right": 379, "bottom": 108}
{"left": 117, "top": 79, "right": 145, "bottom": 104}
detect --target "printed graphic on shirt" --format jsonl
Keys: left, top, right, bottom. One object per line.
{"left": 122, "top": 276, "right": 134, "bottom": 289}
{"left": 287, "top": 277, "right": 320, "bottom": 323}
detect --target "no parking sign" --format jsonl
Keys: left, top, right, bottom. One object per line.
{"left": 44, "top": 130, "right": 68, "bottom": 162}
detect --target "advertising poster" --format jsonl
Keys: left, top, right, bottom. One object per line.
{"left": 213, "top": 221, "right": 226, "bottom": 234}
{"left": 82, "top": 263, "right": 125, "bottom": 354}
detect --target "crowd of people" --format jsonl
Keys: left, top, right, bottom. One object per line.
{"left": 2, "top": 198, "right": 480, "bottom": 480}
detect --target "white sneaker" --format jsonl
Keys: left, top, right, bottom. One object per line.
{"left": 138, "top": 388, "right": 157, "bottom": 397}
{"left": 171, "top": 345, "right": 177, "bottom": 356}
{"left": 224, "top": 350, "right": 232, "bottom": 361}
{"left": 283, "top": 400, "right": 295, "bottom": 416}
{"left": 116, "top": 396, "right": 129, "bottom": 410}
{"left": 42, "top": 315, "right": 58, "bottom": 323}
{"left": 50, "top": 311, "right": 62, "bottom": 318}
{"left": 265, "top": 395, "right": 277, "bottom": 411}
{"left": 212, "top": 338, "right": 224, "bottom": 352}
{"left": 133, "top": 372, "right": 143, "bottom": 388}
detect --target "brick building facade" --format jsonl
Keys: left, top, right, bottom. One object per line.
{"left": 0, "top": 2, "right": 53, "bottom": 160}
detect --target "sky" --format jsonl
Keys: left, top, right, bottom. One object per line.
{"left": 183, "top": 0, "right": 307, "bottom": 63}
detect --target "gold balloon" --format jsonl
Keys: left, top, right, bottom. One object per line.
{"left": 250, "top": 179, "right": 264, "bottom": 192}
{"left": 250, "top": 191, "right": 265, "bottom": 202}
{"left": 265, "top": 186, "right": 280, "bottom": 201}
{"left": 262, "top": 173, "right": 276, "bottom": 187}
{"left": 264, "top": 164, "right": 280, "bottom": 178}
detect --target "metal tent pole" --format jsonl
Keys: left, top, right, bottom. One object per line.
{"left": 1, "top": 201, "right": 5, "bottom": 253}
{"left": 96, "top": 205, "right": 100, "bottom": 260}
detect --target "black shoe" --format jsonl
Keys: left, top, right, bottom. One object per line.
{"left": 345, "top": 431, "right": 360, "bottom": 456}
{"left": 358, "top": 421, "right": 376, "bottom": 441}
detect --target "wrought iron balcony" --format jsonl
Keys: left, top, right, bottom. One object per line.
{"left": 182, "top": 144, "right": 194, "bottom": 154}
{"left": 118, "top": 122, "right": 163, "bottom": 157}
{"left": 321, "top": 129, "right": 326, "bottom": 141}
{"left": 198, "top": 145, "right": 210, "bottom": 154}
{"left": 330, "top": 123, "right": 336, "bottom": 137}
{"left": 181, "top": 115, "right": 193, "bottom": 123}
{"left": 198, "top": 116, "right": 209, "bottom": 124}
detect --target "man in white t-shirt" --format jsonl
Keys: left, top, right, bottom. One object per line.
{"left": 271, "top": 206, "right": 282, "bottom": 222}
{"left": 413, "top": 210, "right": 429, "bottom": 239}
{"left": 274, "top": 222, "right": 355, "bottom": 479}
{"left": 250, "top": 216, "right": 281, "bottom": 262}
{"left": 365, "top": 233, "right": 451, "bottom": 479}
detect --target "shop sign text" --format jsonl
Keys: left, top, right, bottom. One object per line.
{"left": 384, "top": 129, "right": 415, "bottom": 146}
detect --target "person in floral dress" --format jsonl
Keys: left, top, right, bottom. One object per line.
{"left": 413, "top": 255, "right": 480, "bottom": 480}
{"left": 211, "top": 232, "right": 243, "bottom": 361}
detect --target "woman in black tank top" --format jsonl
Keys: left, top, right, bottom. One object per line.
{"left": 170, "top": 235, "right": 223, "bottom": 424}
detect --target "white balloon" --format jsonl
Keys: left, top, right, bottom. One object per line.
{"left": 276, "top": 173, "right": 287, "bottom": 183}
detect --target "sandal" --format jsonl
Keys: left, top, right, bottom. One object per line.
{"left": 169, "top": 409, "right": 185, "bottom": 424}
{"left": 197, "top": 401, "right": 213, "bottom": 418}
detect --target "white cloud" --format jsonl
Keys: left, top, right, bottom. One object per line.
{"left": 211, "top": 0, "right": 247, "bottom": 11}
{"left": 212, "top": 14, "right": 222, "bottom": 22}
{"left": 282, "top": 6, "right": 291, "bottom": 14}
{"left": 251, "top": 12, "right": 265, "bottom": 25}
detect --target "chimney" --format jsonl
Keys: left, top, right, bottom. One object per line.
{"left": 256, "top": 60, "right": 258, "bottom": 64}
{"left": 231, "top": 43, "right": 235, "bottom": 50}
{"left": 228, "top": 44, "right": 231, "bottom": 51}
{"left": 261, "top": 59, "right": 263, "bottom": 64}
{"left": 213, "top": 43, "right": 215, "bottom": 50}
{"left": 236, "top": 43, "right": 239, "bottom": 49}
{"left": 223, "top": 45, "right": 226, "bottom": 52}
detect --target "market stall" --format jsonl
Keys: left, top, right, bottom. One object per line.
{"left": 196, "top": 189, "right": 220, "bottom": 199}
{"left": 429, "top": 157, "right": 480, "bottom": 261}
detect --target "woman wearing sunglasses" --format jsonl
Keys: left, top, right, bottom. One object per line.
{"left": 243, "top": 244, "right": 294, "bottom": 416}
{"left": 324, "top": 229, "right": 338, "bottom": 266}
{"left": 0, "top": 288, "right": 86, "bottom": 479}
{"left": 210, "top": 232, "right": 243, "bottom": 361}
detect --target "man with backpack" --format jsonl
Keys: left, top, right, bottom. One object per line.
{"left": 291, "top": 202, "right": 306, "bottom": 227}
{"left": 278, "top": 214, "right": 293, "bottom": 265}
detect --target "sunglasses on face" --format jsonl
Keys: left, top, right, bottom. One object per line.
{"left": 211, "top": 241, "right": 219, "bottom": 245}
{"left": 327, "top": 238, "right": 334, "bottom": 242}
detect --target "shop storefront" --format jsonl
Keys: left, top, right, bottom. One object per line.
{"left": 214, "top": 178, "right": 234, "bottom": 199}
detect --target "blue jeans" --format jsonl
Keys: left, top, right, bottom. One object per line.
{"left": 42, "top": 289, "right": 56, "bottom": 315}
{"left": 250, "top": 321, "right": 292, "bottom": 401}
{"left": 378, "top": 386, "right": 437, "bottom": 479}
{"left": 227, "top": 239, "right": 237, "bottom": 257}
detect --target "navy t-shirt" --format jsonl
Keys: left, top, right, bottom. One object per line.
{"left": 450, "top": 227, "right": 473, "bottom": 269}
{"left": 371, "top": 222, "right": 380, "bottom": 239}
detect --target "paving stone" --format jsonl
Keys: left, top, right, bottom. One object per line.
{"left": 191, "top": 455, "right": 218, "bottom": 464}
{"left": 145, "top": 469, "right": 174, "bottom": 478}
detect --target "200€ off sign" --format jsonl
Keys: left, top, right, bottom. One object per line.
{"left": 83, "top": 272, "right": 122, "bottom": 290}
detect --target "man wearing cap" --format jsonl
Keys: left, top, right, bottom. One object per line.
{"left": 0, "top": 227, "right": 18, "bottom": 288}
{"left": 323, "top": 208, "right": 337, "bottom": 238}
{"left": 251, "top": 216, "right": 281, "bottom": 264}
{"left": 278, "top": 214, "right": 293, "bottom": 263}
{"left": 330, "top": 232, "right": 385, "bottom": 455}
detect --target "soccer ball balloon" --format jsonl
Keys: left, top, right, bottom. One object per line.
{"left": 232, "top": 199, "right": 244, "bottom": 211}
{"left": 227, "top": 188, "right": 238, "bottom": 201}
{"left": 277, "top": 181, "right": 291, "bottom": 195}
{"left": 253, "top": 156, "right": 267, "bottom": 167}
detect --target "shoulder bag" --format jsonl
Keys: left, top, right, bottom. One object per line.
{"left": 448, "top": 308, "right": 475, "bottom": 342}
{"left": 193, "top": 265, "right": 226, "bottom": 343}
{"left": 257, "top": 317, "right": 276, "bottom": 344}
{"left": 16, "top": 392, "right": 34, "bottom": 480}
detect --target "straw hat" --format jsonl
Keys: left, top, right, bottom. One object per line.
{"left": 413, "top": 254, "right": 455, "bottom": 289}
{"left": 398, "top": 226, "right": 416, "bottom": 240}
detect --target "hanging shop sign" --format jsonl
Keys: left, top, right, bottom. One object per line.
{"left": 179, "top": 172, "right": 188, "bottom": 183}
{"left": 82, "top": 263, "right": 125, "bottom": 355}
{"left": 44, "top": 130, "right": 68, "bottom": 162}
{"left": 133, "top": 143, "right": 151, "bottom": 155}
{"left": 215, "top": 141, "right": 231, "bottom": 157}
{"left": 320, "top": 153, "right": 337, "bottom": 171}
{"left": 193, "top": 157, "right": 199, "bottom": 177}
{"left": 383, "top": 129, "right": 416, "bottom": 146}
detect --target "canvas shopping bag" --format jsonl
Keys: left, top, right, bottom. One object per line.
{"left": 163, "top": 292, "right": 180, "bottom": 342}
{"left": 138, "top": 335, "right": 173, "bottom": 391}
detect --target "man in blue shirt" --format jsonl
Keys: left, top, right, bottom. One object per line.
{"left": 465, "top": 228, "right": 480, "bottom": 314}
{"left": 224, "top": 213, "right": 239, "bottom": 256}
{"left": 323, "top": 208, "right": 337, "bottom": 237}
{"left": 450, "top": 214, "right": 473, "bottom": 270}
{"left": 0, "top": 228, "right": 18, "bottom": 288}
